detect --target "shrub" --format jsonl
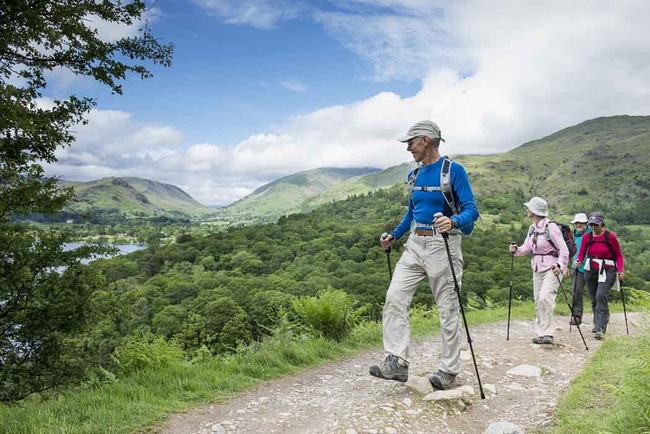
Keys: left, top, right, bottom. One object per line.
{"left": 113, "top": 331, "right": 184, "bottom": 375}
{"left": 292, "top": 287, "right": 367, "bottom": 341}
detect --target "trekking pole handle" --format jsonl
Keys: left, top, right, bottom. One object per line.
{"left": 381, "top": 232, "right": 392, "bottom": 253}
{"left": 433, "top": 212, "right": 447, "bottom": 238}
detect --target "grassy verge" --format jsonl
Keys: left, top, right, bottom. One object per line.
{"left": 551, "top": 331, "right": 650, "bottom": 434}
{"left": 0, "top": 303, "right": 540, "bottom": 434}
{"left": 0, "top": 302, "right": 639, "bottom": 434}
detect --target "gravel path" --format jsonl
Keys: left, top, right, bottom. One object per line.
{"left": 159, "top": 312, "right": 644, "bottom": 434}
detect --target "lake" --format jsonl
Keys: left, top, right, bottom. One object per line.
{"left": 63, "top": 242, "right": 148, "bottom": 265}
{"left": 64, "top": 242, "right": 148, "bottom": 255}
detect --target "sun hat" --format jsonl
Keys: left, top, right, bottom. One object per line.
{"left": 523, "top": 197, "right": 548, "bottom": 217}
{"left": 571, "top": 213, "right": 589, "bottom": 223}
{"left": 398, "top": 120, "right": 446, "bottom": 143}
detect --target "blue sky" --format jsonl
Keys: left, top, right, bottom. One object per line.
{"left": 43, "top": 0, "right": 650, "bottom": 205}
{"left": 87, "top": 1, "right": 420, "bottom": 145}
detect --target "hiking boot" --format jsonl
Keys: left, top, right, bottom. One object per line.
{"left": 569, "top": 316, "right": 581, "bottom": 326}
{"left": 428, "top": 370, "right": 457, "bottom": 390}
{"left": 594, "top": 331, "right": 604, "bottom": 341}
{"left": 532, "top": 335, "right": 554, "bottom": 345}
{"left": 369, "top": 355, "right": 408, "bottom": 382}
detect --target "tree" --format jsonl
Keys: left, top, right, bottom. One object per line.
{"left": 0, "top": 0, "right": 173, "bottom": 401}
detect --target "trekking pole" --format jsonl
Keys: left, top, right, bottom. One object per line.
{"left": 434, "top": 213, "right": 485, "bottom": 399}
{"left": 620, "top": 279, "right": 630, "bottom": 336}
{"left": 569, "top": 273, "right": 577, "bottom": 333}
{"left": 554, "top": 272, "right": 588, "bottom": 350}
{"left": 507, "top": 246, "right": 515, "bottom": 341}
{"left": 381, "top": 233, "right": 393, "bottom": 281}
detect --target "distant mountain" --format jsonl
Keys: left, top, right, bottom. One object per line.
{"left": 208, "top": 115, "right": 650, "bottom": 226}
{"left": 212, "top": 167, "right": 381, "bottom": 224}
{"left": 301, "top": 162, "right": 417, "bottom": 210}
{"left": 61, "top": 177, "right": 213, "bottom": 217}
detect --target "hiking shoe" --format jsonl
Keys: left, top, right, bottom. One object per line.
{"left": 569, "top": 317, "right": 581, "bottom": 326}
{"left": 594, "top": 331, "right": 604, "bottom": 341}
{"left": 428, "top": 370, "right": 457, "bottom": 390}
{"left": 532, "top": 335, "right": 554, "bottom": 345}
{"left": 369, "top": 355, "right": 408, "bottom": 382}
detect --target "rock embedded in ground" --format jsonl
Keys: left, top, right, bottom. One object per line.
{"left": 506, "top": 364, "right": 543, "bottom": 377}
{"left": 405, "top": 375, "right": 433, "bottom": 394}
{"left": 423, "top": 389, "right": 464, "bottom": 401}
{"left": 483, "top": 421, "right": 524, "bottom": 434}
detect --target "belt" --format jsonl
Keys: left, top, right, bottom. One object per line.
{"left": 414, "top": 228, "right": 437, "bottom": 236}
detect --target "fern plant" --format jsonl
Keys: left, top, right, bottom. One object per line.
{"left": 292, "top": 287, "right": 367, "bottom": 341}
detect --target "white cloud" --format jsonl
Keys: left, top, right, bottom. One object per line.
{"left": 280, "top": 79, "right": 308, "bottom": 93}
{"left": 191, "top": 0, "right": 302, "bottom": 29}
{"left": 47, "top": 0, "right": 650, "bottom": 206}
{"left": 86, "top": 8, "right": 162, "bottom": 42}
{"left": 315, "top": 9, "right": 457, "bottom": 81}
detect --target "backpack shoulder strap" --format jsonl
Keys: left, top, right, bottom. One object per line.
{"left": 604, "top": 230, "right": 616, "bottom": 258}
{"left": 407, "top": 166, "right": 422, "bottom": 205}
{"left": 440, "top": 157, "right": 459, "bottom": 215}
{"left": 585, "top": 231, "right": 595, "bottom": 254}
{"left": 546, "top": 221, "right": 559, "bottom": 252}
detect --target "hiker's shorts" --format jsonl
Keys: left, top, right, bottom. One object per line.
{"left": 383, "top": 232, "right": 463, "bottom": 374}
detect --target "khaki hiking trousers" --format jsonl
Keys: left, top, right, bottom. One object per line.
{"left": 532, "top": 268, "right": 562, "bottom": 337}
{"left": 383, "top": 232, "right": 463, "bottom": 375}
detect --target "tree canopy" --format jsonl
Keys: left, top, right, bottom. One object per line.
{"left": 0, "top": 0, "right": 173, "bottom": 401}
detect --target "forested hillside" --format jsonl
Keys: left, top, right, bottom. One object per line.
{"left": 84, "top": 184, "right": 650, "bottom": 372}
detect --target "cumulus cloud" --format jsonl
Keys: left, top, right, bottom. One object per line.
{"left": 47, "top": 0, "right": 650, "bottom": 205}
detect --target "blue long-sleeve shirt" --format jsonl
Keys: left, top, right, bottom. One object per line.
{"left": 392, "top": 156, "right": 479, "bottom": 239}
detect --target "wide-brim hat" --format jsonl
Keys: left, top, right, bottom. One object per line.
{"left": 571, "top": 213, "right": 589, "bottom": 223}
{"left": 523, "top": 197, "right": 548, "bottom": 217}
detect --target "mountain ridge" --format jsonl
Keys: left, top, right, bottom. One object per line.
{"left": 61, "top": 176, "right": 213, "bottom": 217}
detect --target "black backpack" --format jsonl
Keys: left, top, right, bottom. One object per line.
{"left": 528, "top": 221, "right": 577, "bottom": 258}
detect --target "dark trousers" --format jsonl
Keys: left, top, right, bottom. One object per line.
{"left": 571, "top": 270, "right": 586, "bottom": 318}
{"left": 584, "top": 267, "right": 616, "bottom": 332}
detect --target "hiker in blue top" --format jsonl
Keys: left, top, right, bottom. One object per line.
{"left": 569, "top": 213, "right": 590, "bottom": 325}
{"left": 369, "top": 120, "right": 479, "bottom": 391}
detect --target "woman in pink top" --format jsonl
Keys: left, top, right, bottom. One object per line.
{"left": 574, "top": 212, "right": 625, "bottom": 340}
{"left": 509, "top": 197, "right": 569, "bottom": 345}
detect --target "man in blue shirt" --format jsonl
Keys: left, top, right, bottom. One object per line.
{"left": 369, "top": 120, "right": 480, "bottom": 390}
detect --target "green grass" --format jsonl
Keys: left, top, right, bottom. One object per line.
{"left": 551, "top": 332, "right": 650, "bottom": 434}
{"left": 0, "top": 303, "right": 541, "bottom": 434}
{"left": 0, "top": 302, "right": 642, "bottom": 434}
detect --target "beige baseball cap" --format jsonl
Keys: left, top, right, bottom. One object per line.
{"left": 398, "top": 120, "right": 445, "bottom": 143}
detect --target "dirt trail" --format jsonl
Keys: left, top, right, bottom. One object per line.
{"left": 160, "top": 313, "right": 644, "bottom": 434}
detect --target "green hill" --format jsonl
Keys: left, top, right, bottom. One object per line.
{"left": 455, "top": 115, "right": 650, "bottom": 217}
{"left": 62, "top": 177, "right": 213, "bottom": 217}
{"left": 209, "top": 115, "right": 650, "bottom": 226}
{"left": 210, "top": 167, "right": 380, "bottom": 225}
{"left": 302, "top": 162, "right": 418, "bottom": 210}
